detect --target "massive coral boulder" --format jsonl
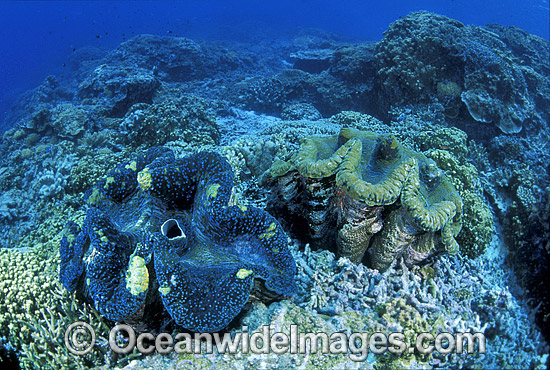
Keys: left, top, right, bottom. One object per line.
{"left": 104, "top": 34, "right": 244, "bottom": 81}
{"left": 60, "top": 147, "right": 296, "bottom": 332}
{"left": 78, "top": 64, "right": 160, "bottom": 117}
{"left": 230, "top": 63, "right": 375, "bottom": 117}
{"left": 119, "top": 95, "right": 220, "bottom": 148}
{"left": 13, "top": 103, "right": 89, "bottom": 139}
{"left": 375, "top": 11, "right": 549, "bottom": 135}
{"left": 268, "top": 127, "right": 462, "bottom": 270}
{"left": 376, "top": 12, "right": 466, "bottom": 106}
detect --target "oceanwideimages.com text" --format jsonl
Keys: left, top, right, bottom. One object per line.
{"left": 66, "top": 322, "right": 486, "bottom": 360}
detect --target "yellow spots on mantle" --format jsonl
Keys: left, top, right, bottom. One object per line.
{"left": 206, "top": 183, "right": 221, "bottom": 198}
{"left": 65, "top": 233, "right": 76, "bottom": 244}
{"left": 389, "top": 136, "right": 399, "bottom": 150}
{"left": 259, "top": 222, "right": 277, "bottom": 240}
{"left": 236, "top": 268, "right": 253, "bottom": 280}
{"left": 125, "top": 161, "right": 137, "bottom": 171}
{"left": 237, "top": 204, "right": 247, "bottom": 212}
{"left": 86, "top": 187, "right": 103, "bottom": 205}
{"left": 125, "top": 255, "right": 149, "bottom": 296}
{"left": 104, "top": 176, "right": 115, "bottom": 189}
{"left": 96, "top": 229, "right": 109, "bottom": 244}
{"left": 137, "top": 168, "right": 152, "bottom": 191}
{"left": 159, "top": 285, "right": 171, "bottom": 296}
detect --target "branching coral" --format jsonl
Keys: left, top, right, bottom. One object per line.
{"left": 0, "top": 249, "right": 109, "bottom": 370}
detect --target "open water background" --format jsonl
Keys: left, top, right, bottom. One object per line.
{"left": 0, "top": 0, "right": 548, "bottom": 129}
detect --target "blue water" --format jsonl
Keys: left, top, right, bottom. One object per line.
{"left": 0, "top": 0, "right": 548, "bottom": 128}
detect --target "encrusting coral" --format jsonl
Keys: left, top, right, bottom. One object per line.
{"left": 268, "top": 127, "right": 462, "bottom": 270}
{"left": 59, "top": 147, "right": 297, "bottom": 332}
{"left": 426, "top": 148, "right": 493, "bottom": 258}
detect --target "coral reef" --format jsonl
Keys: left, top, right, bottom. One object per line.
{"left": 60, "top": 147, "right": 297, "bottom": 331}
{"left": 482, "top": 133, "right": 550, "bottom": 339}
{"left": 67, "top": 150, "right": 125, "bottom": 195}
{"left": 27, "top": 154, "right": 76, "bottom": 199}
{"left": 229, "top": 33, "right": 380, "bottom": 118}
{"left": 375, "top": 12, "right": 466, "bottom": 105}
{"left": 291, "top": 241, "right": 547, "bottom": 369}
{"left": 375, "top": 11, "right": 549, "bottom": 135}
{"left": 426, "top": 149, "right": 493, "bottom": 258}
{"left": 329, "top": 43, "right": 377, "bottom": 84}
{"left": 268, "top": 127, "right": 462, "bottom": 270}
{"left": 48, "top": 103, "right": 89, "bottom": 139}
{"left": 0, "top": 11, "right": 548, "bottom": 369}
{"left": 97, "top": 238, "right": 548, "bottom": 370}
{"left": 227, "top": 12, "right": 549, "bottom": 136}
{"left": 0, "top": 137, "right": 79, "bottom": 249}
{"left": 0, "top": 249, "right": 110, "bottom": 370}
{"left": 523, "top": 186, "right": 550, "bottom": 334}
{"left": 119, "top": 95, "right": 219, "bottom": 149}
{"left": 281, "top": 102, "right": 323, "bottom": 121}
{"left": 2, "top": 75, "right": 73, "bottom": 130}
{"left": 15, "top": 103, "right": 88, "bottom": 139}
{"left": 105, "top": 34, "right": 244, "bottom": 82}
{"left": 220, "top": 114, "right": 342, "bottom": 180}
{"left": 78, "top": 64, "right": 160, "bottom": 117}
{"left": 233, "top": 67, "right": 374, "bottom": 118}
{"left": 290, "top": 48, "right": 334, "bottom": 73}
